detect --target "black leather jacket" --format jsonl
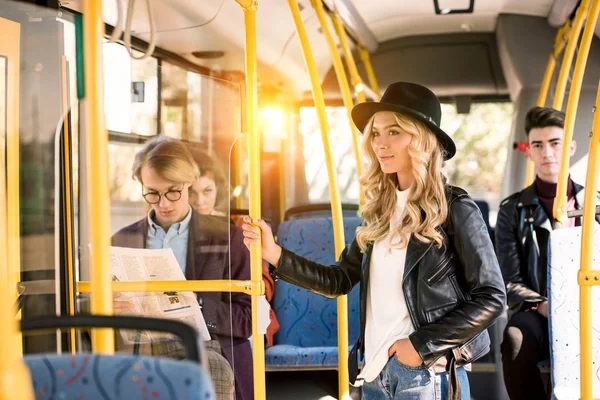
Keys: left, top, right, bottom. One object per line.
{"left": 273, "top": 186, "right": 506, "bottom": 375}
{"left": 496, "top": 180, "right": 600, "bottom": 316}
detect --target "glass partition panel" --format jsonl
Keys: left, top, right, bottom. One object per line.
{"left": 0, "top": 0, "right": 79, "bottom": 354}
{"left": 106, "top": 70, "right": 250, "bottom": 397}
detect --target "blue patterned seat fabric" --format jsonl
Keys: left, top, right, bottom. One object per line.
{"left": 266, "top": 216, "right": 362, "bottom": 369}
{"left": 25, "top": 353, "right": 215, "bottom": 400}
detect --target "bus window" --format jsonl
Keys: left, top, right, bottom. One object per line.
{"left": 441, "top": 102, "right": 514, "bottom": 228}
{"left": 295, "top": 106, "right": 359, "bottom": 207}
{"left": 103, "top": 42, "right": 158, "bottom": 136}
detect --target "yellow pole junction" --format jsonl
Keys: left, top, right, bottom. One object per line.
{"left": 0, "top": 16, "right": 34, "bottom": 400}
{"left": 287, "top": 1, "right": 350, "bottom": 399}
{"left": 234, "top": 1, "right": 266, "bottom": 399}
{"left": 552, "top": 0, "right": 590, "bottom": 111}
{"left": 311, "top": 0, "right": 365, "bottom": 206}
{"left": 357, "top": 46, "right": 380, "bottom": 97}
{"left": 83, "top": 0, "right": 114, "bottom": 353}
{"left": 330, "top": 12, "right": 368, "bottom": 104}
{"left": 525, "top": 22, "right": 572, "bottom": 188}
{"left": 578, "top": 82, "right": 600, "bottom": 400}
{"left": 553, "top": 0, "right": 600, "bottom": 224}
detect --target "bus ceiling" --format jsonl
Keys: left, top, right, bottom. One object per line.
{"left": 51, "top": 0, "right": 600, "bottom": 100}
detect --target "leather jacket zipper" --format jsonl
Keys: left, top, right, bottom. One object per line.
{"left": 425, "top": 255, "right": 453, "bottom": 286}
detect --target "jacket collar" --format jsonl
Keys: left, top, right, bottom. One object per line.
{"left": 521, "top": 179, "right": 590, "bottom": 231}
{"left": 520, "top": 183, "right": 540, "bottom": 207}
{"left": 404, "top": 238, "right": 435, "bottom": 281}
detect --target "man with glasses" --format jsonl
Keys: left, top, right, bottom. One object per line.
{"left": 111, "top": 135, "right": 253, "bottom": 400}
{"left": 496, "top": 107, "right": 600, "bottom": 399}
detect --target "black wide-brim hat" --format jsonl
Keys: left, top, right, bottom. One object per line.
{"left": 351, "top": 82, "right": 456, "bottom": 160}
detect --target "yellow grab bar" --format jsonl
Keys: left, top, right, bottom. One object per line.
{"left": 357, "top": 46, "right": 381, "bottom": 97}
{"left": 330, "top": 12, "right": 367, "bottom": 104}
{"left": 525, "top": 22, "right": 572, "bottom": 187}
{"left": 287, "top": 1, "right": 349, "bottom": 398}
{"left": 311, "top": 0, "right": 364, "bottom": 205}
{"left": 578, "top": 82, "right": 600, "bottom": 400}
{"left": 554, "top": 0, "right": 600, "bottom": 224}
{"left": 77, "top": 280, "right": 260, "bottom": 295}
{"left": 83, "top": 0, "right": 114, "bottom": 353}
{"left": 234, "top": 1, "right": 266, "bottom": 399}
{"left": 552, "top": 0, "right": 590, "bottom": 111}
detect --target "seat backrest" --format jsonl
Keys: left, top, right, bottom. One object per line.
{"left": 474, "top": 199, "right": 494, "bottom": 244}
{"left": 25, "top": 353, "right": 215, "bottom": 400}
{"left": 274, "top": 216, "right": 362, "bottom": 347}
{"left": 549, "top": 226, "right": 600, "bottom": 399}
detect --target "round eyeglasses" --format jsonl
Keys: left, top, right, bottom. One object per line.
{"left": 142, "top": 187, "right": 184, "bottom": 204}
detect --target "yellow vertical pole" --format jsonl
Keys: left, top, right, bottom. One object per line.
{"left": 330, "top": 12, "right": 367, "bottom": 104}
{"left": 235, "top": 1, "right": 266, "bottom": 399}
{"left": 525, "top": 23, "right": 571, "bottom": 188}
{"left": 579, "top": 82, "right": 600, "bottom": 400}
{"left": 357, "top": 46, "right": 380, "bottom": 97}
{"left": 552, "top": 0, "right": 590, "bottom": 111}
{"left": 287, "top": 1, "right": 349, "bottom": 399}
{"left": 0, "top": 16, "right": 34, "bottom": 400}
{"left": 279, "top": 136, "right": 286, "bottom": 223}
{"left": 61, "top": 56, "right": 77, "bottom": 353}
{"left": 311, "top": 0, "right": 364, "bottom": 205}
{"left": 83, "top": 0, "right": 114, "bottom": 353}
{"left": 553, "top": 0, "right": 600, "bottom": 224}
{"left": 3, "top": 17, "right": 23, "bottom": 357}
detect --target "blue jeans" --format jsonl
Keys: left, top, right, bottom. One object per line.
{"left": 362, "top": 356, "right": 470, "bottom": 400}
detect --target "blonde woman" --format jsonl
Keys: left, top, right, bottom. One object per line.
{"left": 242, "top": 82, "right": 506, "bottom": 400}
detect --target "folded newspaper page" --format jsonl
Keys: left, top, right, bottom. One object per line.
{"left": 110, "top": 246, "right": 211, "bottom": 344}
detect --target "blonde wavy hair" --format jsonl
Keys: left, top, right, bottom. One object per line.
{"left": 355, "top": 112, "right": 448, "bottom": 252}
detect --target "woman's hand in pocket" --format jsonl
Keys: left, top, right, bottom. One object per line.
{"left": 388, "top": 338, "right": 423, "bottom": 367}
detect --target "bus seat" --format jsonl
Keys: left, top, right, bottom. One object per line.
{"left": 25, "top": 353, "right": 214, "bottom": 400}
{"left": 548, "top": 226, "right": 600, "bottom": 399}
{"left": 265, "top": 216, "right": 362, "bottom": 369}
{"left": 21, "top": 315, "right": 215, "bottom": 400}
{"left": 283, "top": 204, "right": 360, "bottom": 220}
{"left": 474, "top": 199, "right": 495, "bottom": 244}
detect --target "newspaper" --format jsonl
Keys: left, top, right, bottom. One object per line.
{"left": 110, "top": 246, "right": 211, "bottom": 344}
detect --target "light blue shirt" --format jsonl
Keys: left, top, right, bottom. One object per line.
{"left": 146, "top": 206, "right": 193, "bottom": 275}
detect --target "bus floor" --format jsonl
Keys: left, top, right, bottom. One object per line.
{"left": 265, "top": 370, "right": 509, "bottom": 399}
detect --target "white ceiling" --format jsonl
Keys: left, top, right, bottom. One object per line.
{"left": 63, "top": 0, "right": 560, "bottom": 95}
{"left": 350, "top": 0, "right": 555, "bottom": 41}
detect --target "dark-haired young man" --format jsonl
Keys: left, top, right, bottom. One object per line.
{"left": 496, "top": 106, "right": 600, "bottom": 399}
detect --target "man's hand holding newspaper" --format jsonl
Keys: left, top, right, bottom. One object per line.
{"left": 110, "top": 246, "right": 211, "bottom": 344}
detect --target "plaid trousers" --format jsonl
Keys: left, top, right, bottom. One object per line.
{"left": 119, "top": 336, "right": 235, "bottom": 400}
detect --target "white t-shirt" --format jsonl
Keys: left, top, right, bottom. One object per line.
{"left": 358, "top": 188, "right": 415, "bottom": 382}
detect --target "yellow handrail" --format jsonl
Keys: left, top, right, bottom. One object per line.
{"left": 525, "top": 22, "right": 572, "bottom": 188}
{"left": 234, "top": 1, "right": 266, "bottom": 399}
{"left": 83, "top": 0, "right": 114, "bottom": 353}
{"left": 77, "top": 279, "right": 260, "bottom": 295}
{"left": 330, "top": 12, "right": 368, "bottom": 104}
{"left": 554, "top": 0, "right": 599, "bottom": 224}
{"left": 577, "top": 82, "right": 600, "bottom": 400}
{"left": 0, "top": 16, "right": 33, "bottom": 400}
{"left": 357, "top": 46, "right": 381, "bottom": 97}
{"left": 287, "top": 1, "right": 349, "bottom": 399}
{"left": 311, "top": 0, "right": 365, "bottom": 206}
{"left": 552, "top": 0, "right": 590, "bottom": 111}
